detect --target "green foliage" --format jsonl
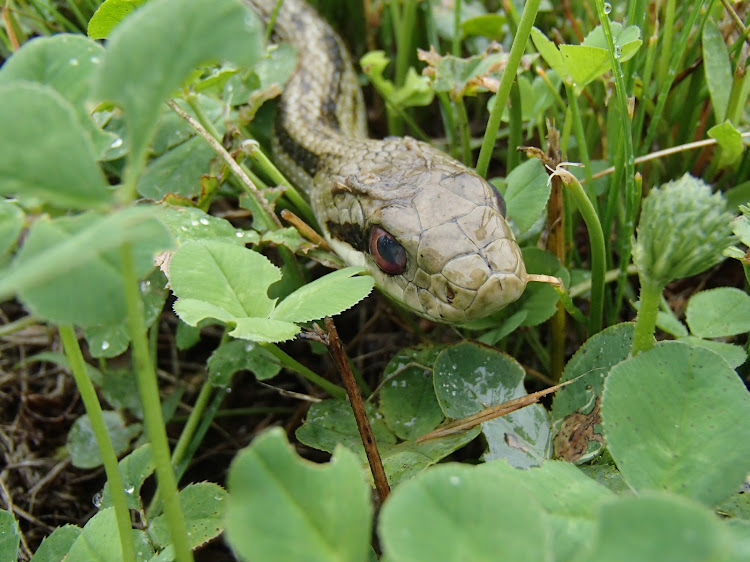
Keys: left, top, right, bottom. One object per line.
{"left": 225, "top": 428, "right": 373, "bottom": 562}
{"left": 168, "top": 240, "right": 374, "bottom": 342}
{"left": 380, "top": 464, "right": 551, "bottom": 561}
{"left": 67, "top": 411, "right": 142, "bottom": 469}
{"left": 149, "top": 483, "right": 227, "bottom": 550}
{"left": 94, "top": 0, "right": 264, "bottom": 176}
{"left": 65, "top": 508, "right": 153, "bottom": 562}
{"left": 30, "top": 526, "right": 82, "bottom": 562}
{"left": 2, "top": 0, "right": 750, "bottom": 559}
{"left": 531, "top": 22, "right": 641, "bottom": 96}
{"left": 602, "top": 342, "right": 750, "bottom": 506}
{"left": 708, "top": 120, "right": 745, "bottom": 168}
{"left": 87, "top": 0, "right": 148, "bottom": 39}
{"left": 494, "top": 157, "right": 551, "bottom": 234}
{"left": 702, "top": 18, "right": 733, "bottom": 123}
{"left": 0, "top": 82, "right": 110, "bottom": 209}
{"left": 434, "top": 342, "right": 551, "bottom": 466}
{"left": 361, "top": 50, "right": 434, "bottom": 107}
{"left": 0, "top": 510, "right": 20, "bottom": 562}
{"left": 686, "top": 287, "right": 750, "bottom": 338}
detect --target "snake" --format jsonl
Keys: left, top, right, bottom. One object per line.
{"left": 246, "top": 0, "right": 528, "bottom": 323}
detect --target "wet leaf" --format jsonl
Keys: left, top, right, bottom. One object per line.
{"left": 226, "top": 428, "right": 372, "bottom": 562}
{"left": 434, "top": 341, "right": 551, "bottom": 467}
{"left": 380, "top": 464, "right": 549, "bottom": 562}
{"left": 602, "top": 341, "right": 750, "bottom": 506}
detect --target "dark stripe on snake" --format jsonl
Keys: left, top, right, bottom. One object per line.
{"left": 275, "top": 106, "right": 321, "bottom": 176}
{"left": 326, "top": 221, "right": 367, "bottom": 253}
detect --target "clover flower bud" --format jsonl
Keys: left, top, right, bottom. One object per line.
{"left": 632, "top": 174, "right": 735, "bottom": 286}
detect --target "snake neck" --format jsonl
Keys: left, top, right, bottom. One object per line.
{"left": 246, "top": 0, "right": 367, "bottom": 192}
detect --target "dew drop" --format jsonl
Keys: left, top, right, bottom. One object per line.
{"left": 110, "top": 137, "right": 124, "bottom": 149}
{"left": 199, "top": 217, "right": 210, "bottom": 225}
{"left": 68, "top": 58, "right": 79, "bottom": 66}
{"left": 101, "top": 341, "right": 110, "bottom": 351}
{"left": 92, "top": 492, "right": 103, "bottom": 508}
{"left": 90, "top": 56, "right": 100, "bottom": 64}
{"left": 235, "top": 231, "right": 245, "bottom": 237}
{"left": 603, "top": 2, "right": 612, "bottom": 14}
{"left": 125, "top": 485, "right": 135, "bottom": 494}
{"left": 449, "top": 476, "right": 461, "bottom": 486}
{"left": 614, "top": 45, "right": 622, "bottom": 59}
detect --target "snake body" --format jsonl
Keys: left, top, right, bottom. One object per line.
{"left": 247, "top": 0, "right": 527, "bottom": 323}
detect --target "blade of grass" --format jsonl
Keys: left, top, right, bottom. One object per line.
{"left": 564, "top": 83, "right": 597, "bottom": 204}
{"left": 454, "top": 97, "right": 473, "bottom": 166}
{"left": 424, "top": 0, "right": 460, "bottom": 158}
{"left": 452, "top": 0, "right": 461, "bottom": 56}
{"left": 642, "top": 0, "right": 707, "bottom": 153}
{"left": 594, "top": 0, "right": 639, "bottom": 325}
{"left": 476, "top": 0, "right": 541, "bottom": 177}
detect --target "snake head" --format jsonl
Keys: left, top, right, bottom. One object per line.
{"left": 316, "top": 137, "right": 528, "bottom": 323}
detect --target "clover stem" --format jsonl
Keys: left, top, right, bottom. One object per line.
{"left": 559, "top": 170, "right": 606, "bottom": 335}
{"left": 631, "top": 276, "right": 663, "bottom": 355}
{"left": 59, "top": 324, "right": 136, "bottom": 562}
{"left": 120, "top": 243, "right": 193, "bottom": 562}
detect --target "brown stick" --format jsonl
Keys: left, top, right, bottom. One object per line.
{"left": 543, "top": 123, "right": 566, "bottom": 381}
{"left": 416, "top": 374, "right": 585, "bottom": 442}
{"left": 324, "top": 317, "right": 390, "bottom": 502}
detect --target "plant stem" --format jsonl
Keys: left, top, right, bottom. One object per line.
{"left": 395, "top": 0, "right": 417, "bottom": 87}
{"left": 170, "top": 381, "right": 213, "bottom": 470}
{"left": 452, "top": 0, "right": 462, "bottom": 56}
{"left": 476, "top": 0, "right": 540, "bottom": 177}
{"left": 239, "top": 140, "right": 317, "bottom": 227}
{"left": 561, "top": 170, "right": 606, "bottom": 335}
{"left": 507, "top": 81, "right": 522, "bottom": 172}
{"left": 120, "top": 244, "right": 193, "bottom": 562}
{"left": 0, "top": 314, "right": 38, "bottom": 337}
{"left": 454, "top": 97, "right": 473, "bottom": 166}
{"left": 59, "top": 324, "right": 136, "bottom": 562}
{"left": 564, "top": 83, "right": 597, "bottom": 204}
{"left": 167, "top": 99, "right": 283, "bottom": 229}
{"left": 174, "top": 386, "right": 228, "bottom": 481}
{"left": 631, "top": 276, "right": 663, "bottom": 355}
{"left": 260, "top": 343, "right": 346, "bottom": 399}
{"left": 325, "top": 317, "right": 390, "bottom": 502}
{"left": 595, "top": 0, "right": 638, "bottom": 324}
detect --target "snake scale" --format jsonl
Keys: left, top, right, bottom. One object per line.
{"left": 246, "top": 0, "right": 528, "bottom": 323}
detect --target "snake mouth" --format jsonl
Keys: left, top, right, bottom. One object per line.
{"left": 391, "top": 268, "right": 527, "bottom": 323}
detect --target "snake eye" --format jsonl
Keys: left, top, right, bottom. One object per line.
{"left": 369, "top": 226, "right": 407, "bottom": 275}
{"left": 490, "top": 184, "right": 507, "bottom": 217}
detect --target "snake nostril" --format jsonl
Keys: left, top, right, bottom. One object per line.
{"left": 445, "top": 286, "right": 455, "bottom": 304}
